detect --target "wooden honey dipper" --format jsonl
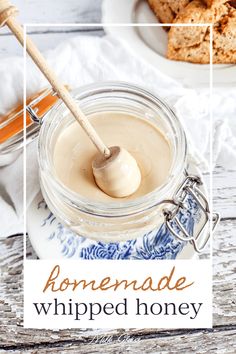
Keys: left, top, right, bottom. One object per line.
{"left": 0, "top": 0, "right": 141, "bottom": 198}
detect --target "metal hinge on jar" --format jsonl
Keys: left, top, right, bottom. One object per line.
{"left": 162, "top": 173, "right": 220, "bottom": 253}
{"left": 0, "top": 86, "right": 68, "bottom": 146}
{"left": 0, "top": 86, "right": 69, "bottom": 166}
{"left": 26, "top": 87, "right": 61, "bottom": 125}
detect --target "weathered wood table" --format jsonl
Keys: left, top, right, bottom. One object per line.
{"left": 0, "top": 0, "right": 235, "bottom": 352}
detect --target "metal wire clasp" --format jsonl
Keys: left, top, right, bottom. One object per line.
{"left": 26, "top": 88, "right": 58, "bottom": 125}
{"left": 163, "top": 173, "right": 219, "bottom": 253}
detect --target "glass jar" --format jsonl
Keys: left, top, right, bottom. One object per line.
{"left": 0, "top": 87, "right": 61, "bottom": 166}
{"left": 38, "top": 82, "right": 217, "bottom": 257}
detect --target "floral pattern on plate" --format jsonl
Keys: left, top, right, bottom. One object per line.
{"left": 37, "top": 193, "right": 200, "bottom": 260}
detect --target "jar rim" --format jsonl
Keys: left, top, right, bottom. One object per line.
{"left": 38, "top": 82, "right": 187, "bottom": 217}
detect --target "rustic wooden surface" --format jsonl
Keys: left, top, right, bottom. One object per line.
{"left": 0, "top": 163, "right": 235, "bottom": 352}
{"left": 0, "top": 0, "right": 236, "bottom": 352}
{"left": 0, "top": 0, "right": 103, "bottom": 57}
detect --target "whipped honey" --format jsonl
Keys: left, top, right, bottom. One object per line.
{"left": 53, "top": 112, "right": 172, "bottom": 202}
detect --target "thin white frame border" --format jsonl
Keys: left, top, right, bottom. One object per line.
{"left": 23, "top": 23, "right": 213, "bottom": 260}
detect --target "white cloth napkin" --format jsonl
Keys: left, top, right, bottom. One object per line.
{"left": 0, "top": 35, "right": 235, "bottom": 238}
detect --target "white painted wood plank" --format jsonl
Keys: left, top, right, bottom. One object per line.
{"left": 0, "top": 28, "right": 103, "bottom": 58}
{"left": 0, "top": 0, "right": 102, "bottom": 57}
{"left": 213, "top": 165, "right": 236, "bottom": 219}
{"left": 0, "top": 33, "right": 24, "bottom": 57}
{"left": 1, "top": 0, "right": 102, "bottom": 33}
{"left": 1, "top": 328, "right": 235, "bottom": 353}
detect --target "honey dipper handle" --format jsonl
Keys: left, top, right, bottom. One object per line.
{"left": 1, "top": 8, "right": 110, "bottom": 158}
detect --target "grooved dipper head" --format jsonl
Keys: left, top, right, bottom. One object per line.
{"left": 92, "top": 146, "right": 141, "bottom": 198}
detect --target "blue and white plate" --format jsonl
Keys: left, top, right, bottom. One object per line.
{"left": 27, "top": 163, "right": 209, "bottom": 260}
